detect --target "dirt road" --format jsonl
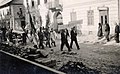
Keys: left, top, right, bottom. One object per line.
{"left": 48, "top": 40, "right": 120, "bottom": 74}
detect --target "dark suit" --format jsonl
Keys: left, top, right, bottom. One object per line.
{"left": 44, "top": 31, "right": 51, "bottom": 48}
{"left": 38, "top": 31, "right": 44, "bottom": 49}
{"left": 115, "top": 25, "right": 119, "bottom": 43}
{"left": 22, "top": 31, "right": 27, "bottom": 45}
{"left": 70, "top": 29, "right": 80, "bottom": 49}
{"left": 61, "top": 30, "right": 71, "bottom": 51}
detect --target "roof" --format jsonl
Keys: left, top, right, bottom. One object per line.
{"left": 0, "top": 0, "right": 12, "bottom": 7}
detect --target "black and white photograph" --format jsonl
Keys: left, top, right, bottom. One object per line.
{"left": 0, "top": 0, "right": 120, "bottom": 74}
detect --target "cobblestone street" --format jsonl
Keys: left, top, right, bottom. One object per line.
{"left": 46, "top": 39, "right": 120, "bottom": 74}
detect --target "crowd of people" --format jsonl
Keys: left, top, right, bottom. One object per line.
{"left": 0, "top": 22, "right": 120, "bottom": 52}
{"left": 0, "top": 25, "right": 80, "bottom": 52}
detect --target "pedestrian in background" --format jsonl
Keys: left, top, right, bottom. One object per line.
{"left": 50, "top": 28, "right": 57, "bottom": 47}
{"left": 22, "top": 30, "right": 28, "bottom": 45}
{"left": 44, "top": 27, "right": 51, "bottom": 48}
{"left": 97, "top": 23, "right": 103, "bottom": 38}
{"left": 1, "top": 26, "right": 7, "bottom": 41}
{"left": 38, "top": 27, "right": 44, "bottom": 49}
{"left": 70, "top": 26, "right": 80, "bottom": 50}
{"left": 60, "top": 29, "right": 71, "bottom": 52}
{"left": 8, "top": 28, "right": 13, "bottom": 43}
{"left": 115, "top": 23, "right": 119, "bottom": 43}
{"left": 105, "top": 23, "right": 110, "bottom": 42}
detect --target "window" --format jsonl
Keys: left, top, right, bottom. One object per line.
{"left": 38, "top": 0, "right": 40, "bottom": 5}
{"left": 105, "top": 15, "right": 107, "bottom": 24}
{"left": 44, "top": 0, "right": 47, "bottom": 4}
{"left": 87, "top": 10, "right": 94, "bottom": 25}
{"left": 101, "top": 16, "right": 103, "bottom": 24}
{"left": 32, "top": 0, "right": 34, "bottom": 7}
{"left": 70, "top": 11, "right": 77, "bottom": 21}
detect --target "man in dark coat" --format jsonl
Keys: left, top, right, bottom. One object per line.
{"left": 22, "top": 30, "right": 28, "bottom": 45}
{"left": 70, "top": 26, "right": 80, "bottom": 50}
{"left": 115, "top": 23, "right": 119, "bottom": 43}
{"left": 60, "top": 29, "right": 71, "bottom": 52}
{"left": 97, "top": 23, "right": 103, "bottom": 37}
{"left": 38, "top": 27, "right": 44, "bottom": 49}
{"left": 1, "top": 26, "right": 7, "bottom": 41}
{"left": 105, "top": 23, "right": 110, "bottom": 42}
{"left": 44, "top": 28, "right": 51, "bottom": 48}
{"left": 8, "top": 28, "right": 13, "bottom": 42}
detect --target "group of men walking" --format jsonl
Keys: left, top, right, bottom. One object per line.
{"left": 36, "top": 26, "right": 80, "bottom": 52}
{"left": 0, "top": 25, "right": 80, "bottom": 52}
{"left": 60, "top": 26, "right": 80, "bottom": 52}
{"left": 37, "top": 27, "right": 57, "bottom": 49}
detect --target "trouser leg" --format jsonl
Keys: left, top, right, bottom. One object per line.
{"left": 48, "top": 40, "right": 51, "bottom": 48}
{"left": 70, "top": 39, "right": 73, "bottom": 48}
{"left": 39, "top": 40, "right": 44, "bottom": 49}
{"left": 115, "top": 33, "right": 119, "bottom": 43}
{"left": 75, "top": 39, "right": 80, "bottom": 49}
{"left": 61, "top": 42, "right": 64, "bottom": 51}
{"left": 65, "top": 41, "right": 71, "bottom": 51}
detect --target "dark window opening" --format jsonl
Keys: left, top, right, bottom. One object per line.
{"left": 38, "top": 0, "right": 40, "bottom": 5}
{"left": 44, "top": 0, "right": 47, "bottom": 4}
{"left": 101, "top": 16, "right": 103, "bottom": 24}
{"left": 105, "top": 15, "right": 107, "bottom": 24}
{"left": 32, "top": 1, "right": 34, "bottom": 7}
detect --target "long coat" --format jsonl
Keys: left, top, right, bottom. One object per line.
{"left": 61, "top": 30, "right": 69, "bottom": 43}
{"left": 105, "top": 24, "right": 110, "bottom": 37}
{"left": 115, "top": 25, "right": 119, "bottom": 43}
{"left": 97, "top": 25, "right": 103, "bottom": 37}
{"left": 70, "top": 30, "right": 77, "bottom": 40}
{"left": 50, "top": 31, "right": 57, "bottom": 41}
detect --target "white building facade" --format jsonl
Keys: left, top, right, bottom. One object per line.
{"left": 62, "top": 0, "right": 120, "bottom": 35}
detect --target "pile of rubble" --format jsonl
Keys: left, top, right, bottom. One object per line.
{"left": 59, "top": 61, "right": 101, "bottom": 74}
{"left": 0, "top": 43, "right": 56, "bottom": 67}
{"left": 0, "top": 43, "right": 101, "bottom": 73}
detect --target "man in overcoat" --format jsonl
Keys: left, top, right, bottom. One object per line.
{"left": 70, "top": 26, "right": 80, "bottom": 50}
{"left": 115, "top": 23, "right": 119, "bottom": 43}
{"left": 60, "top": 29, "right": 71, "bottom": 52}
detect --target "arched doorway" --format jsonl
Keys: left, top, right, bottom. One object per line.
{"left": 53, "top": 11, "right": 63, "bottom": 31}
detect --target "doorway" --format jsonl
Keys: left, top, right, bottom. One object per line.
{"left": 99, "top": 9, "right": 109, "bottom": 34}
{"left": 53, "top": 11, "right": 63, "bottom": 31}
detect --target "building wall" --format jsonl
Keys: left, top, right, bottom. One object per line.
{"left": 24, "top": 0, "right": 62, "bottom": 29}
{"left": 62, "top": 0, "right": 118, "bottom": 35}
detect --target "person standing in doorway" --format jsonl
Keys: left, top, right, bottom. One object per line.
{"left": 97, "top": 23, "right": 103, "bottom": 38}
{"left": 60, "top": 29, "right": 71, "bottom": 52}
{"left": 115, "top": 23, "right": 119, "bottom": 43}
{"left": 70, "top": 26, "right": 80, "bottom": 50}
{"left": 105, "top": 23, "right": 110, "bottom": 42}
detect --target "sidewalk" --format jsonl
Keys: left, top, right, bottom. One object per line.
{"left": 77, "top": 34, "right": 120, "bottom": 46}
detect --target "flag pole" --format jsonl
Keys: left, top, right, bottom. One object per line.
{"left": 26, "top": 0, "right": 39, "bottom": 47}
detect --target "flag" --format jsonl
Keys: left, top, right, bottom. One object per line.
{"left": 29, "top": 14, "right": 36, "bottom": 32}
{"left": 46, "top": 12, "right": 50, "bottom": 28}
